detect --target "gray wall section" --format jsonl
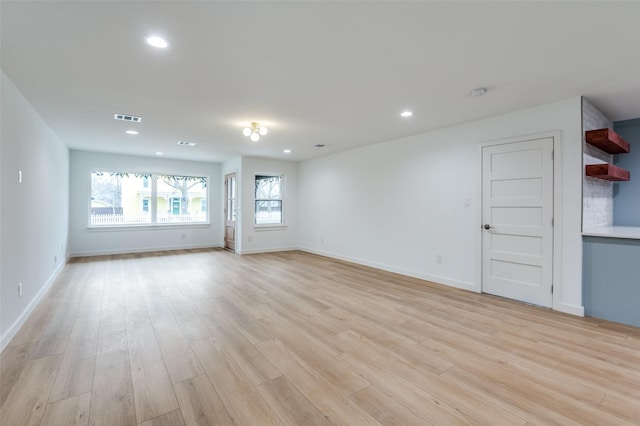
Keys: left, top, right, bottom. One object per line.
{"left": 613, "top": 118, "right": 640, "bottom": 226}
{"left": 583, "top": 236, "right": 640, "bottom": 327}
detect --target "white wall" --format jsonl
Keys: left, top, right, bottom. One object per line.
{"left": 69, "top": 151, "right": 222, "bottom": 256}
{"left": 299, "top": 97, "right": 584, "bottom": 315}
{"left": 1, "top": 72, "right": 70, "bottom": 348}
{"left": 239, "top": 157, "right": 298, "bottom": 254}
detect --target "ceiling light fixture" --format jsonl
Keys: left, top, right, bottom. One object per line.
{"left": 470, "top": 87, "right": 488, "bottom": 97}
{"left": 145, "top": 35, "right": 169, "bottom": 49}
{"left": 125, "top": 130, "right": 139, "bottom": 135}
{"left": 400, "top": 111, "right": 413, "bottom": 117}
{"left": 283, "top": 149, "right": 291, "bottom": 153}
{"left": 155, "top": 151, "right": 163, "bottom": 156}
{"left": 242, "top": 122, "right": 268, "bottom": 142}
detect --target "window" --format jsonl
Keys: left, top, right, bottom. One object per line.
{"left": 255, "top": 174, "right": 283, "bottom": 225}
{"left": 90, "top": 172, "right": 150, "bottom": 225}
{"left": 157, "top": 175, "right": 207, "bottom": 224}
{"left": 201, "top": 199, "right": 207, "bottom": 212}
{"left": 90, "top": 171, "right": 208, "bottom": 226}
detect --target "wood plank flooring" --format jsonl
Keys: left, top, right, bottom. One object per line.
{"left": 1, "top": 248, "right": 640, "bottom": 425}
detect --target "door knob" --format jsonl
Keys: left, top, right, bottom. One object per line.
{"left": 484, "top": 224, "right": 493, "bottom": 230}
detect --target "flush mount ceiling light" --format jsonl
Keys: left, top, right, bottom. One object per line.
{"left": 283, "top": 149, "right": 291, "bottom": 154}
{"left": 145, "top": 35, "right": 169, "bottom": 49}
{"left": 242, "top": 122, "right": 268, "bottom": 142}
{"left": 400, "top": 111, "right": 413, "bottom": 117}
{"left": 470, "top": 87, "right": 488, "bottom": 97}
{"left": 125, "top": 130, "right": 139, "bottom": 135}
{"left": 155, "top": 151, "right": 163, "bottom": 156}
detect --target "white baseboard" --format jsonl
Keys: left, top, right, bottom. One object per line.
{"left": 0, "top": 255, "right": 70, "bottom": 352}
{"left": 69, "top": 243, "right": 223, "bottom": 258}
{"left": 237, "top": 246, "right": 299, "bottom": 255}
{"left": 555, "top": 302, "right": 585, "bottom": 317}
{"left": 298, "top": 247, "right": 478, "bottom": 293}
{"left": 299, "top": 248, "right": 588, "bottom": 317}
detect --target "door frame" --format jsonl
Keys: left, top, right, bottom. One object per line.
{"left": 224, "top": 171, "right": 238, "bottom": 252}
{"left": 476, "top": 131, "right": 563, "bottom": 311}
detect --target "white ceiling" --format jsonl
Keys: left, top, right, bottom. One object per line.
{"left": 2, "top": 1, "right": 639, "bottom": 162}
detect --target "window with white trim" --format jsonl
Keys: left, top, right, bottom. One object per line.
{"left": 255, "top": 174, "right": 283, "bottom": 225}
{"left": 90, "top": 171, "right": 208, "bottom": 226}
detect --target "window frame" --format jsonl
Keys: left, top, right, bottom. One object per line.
{"left": 254, "top": 173, "right": 285, "bottom": 228}
{"left": 88, "top": 169, "right": 210, "bottom": 228}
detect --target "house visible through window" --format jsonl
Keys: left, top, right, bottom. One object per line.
{"left": 157, "top": 174, "right": 207, "bottom": 224}
{"left": 255, "top": 174, "right": 283, "bottom": 225}
{"left": 90, "top": 172, "right": 150, "bottom": 225}
{"left": 90, "top": 171, "right": 208, "bottom": 226}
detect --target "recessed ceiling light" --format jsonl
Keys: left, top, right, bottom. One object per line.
{"left": 470, "top": 87, "right": 488, "bottom": 97}
{"left": 400, "top": 111, "right": 413, "bottom": 117}
{"left": 155, "top": 152, "right": 163, "bottom": 156}
{"left": 125, "top": 130, "right": 139, "bottom": 135}
{"left": 145, "top": 35, "right": 169, "bottom": 49}
{"left": 177, "top": 141, "right": 196, "bottom": 146}
{"left": 283, "top": 149, "right": 292, "bottom": 153}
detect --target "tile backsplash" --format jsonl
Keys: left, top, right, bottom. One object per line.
{"left": 582, "top": 97, "right": 613, "bottom": 229}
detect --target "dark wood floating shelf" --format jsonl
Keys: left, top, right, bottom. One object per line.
{"left": 586, "top": 128, "right": 630, "bottom": 154}
{"left": 585, "top": 164, "right": 630, "bottom": 181}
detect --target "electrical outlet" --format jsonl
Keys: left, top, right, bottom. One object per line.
{"left": 54, "top": 255, "right": 57, "bottom": 263}
{"left": 247, "top": 236, "right": 252, "bottom": 243}
{"left": 463, "top": 198, "right": 471, "bottom": 207}
{"left": 436, "top": 254, "right": 442, "bottom": 264}
{"left": 321, "top": 237, "right": 324, "bottom": 245}
{"left": 181, "top": 233, "right": 186, "bottom": 239}
{"left": 18, "top": 283, "right": 23, "bottom": 297}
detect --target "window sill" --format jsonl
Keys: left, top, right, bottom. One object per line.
{"left": 254, "top": 225, "right": 288, "bottom": 232}
{"left": 87, "top": 223, "right": 210, "bottom": 232}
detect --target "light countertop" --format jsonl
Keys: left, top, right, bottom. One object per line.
{"left": 583, "top": 226, "right": 640, "bottom": 240}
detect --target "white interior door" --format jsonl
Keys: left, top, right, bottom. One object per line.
{"left": 482, "top": 137, "right": 554, "bottom": 307}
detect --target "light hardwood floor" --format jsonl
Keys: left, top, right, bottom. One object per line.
{"left": 1, "top": 249, "right": 639, "bottom": 425}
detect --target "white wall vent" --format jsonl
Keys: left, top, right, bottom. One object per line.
{"left": 177, "top": 141, "right": 197, "bottom": 146}
{"left": 114, "top": 113, "right": 142, "bottom": 122}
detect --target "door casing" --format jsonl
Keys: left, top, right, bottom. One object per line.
{"left": 477, "top": 131, "right": 563, "bottom": 310}
{"left": 224, "top": 172, "right": 237, "bottom": 252}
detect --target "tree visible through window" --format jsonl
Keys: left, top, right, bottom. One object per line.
{"left": 90, "top": 171, "right": 208, "bottom": 226}
{"left": 157, "top": 175, "right": 207, "bottom": 223}
{"left": 255, "top": 175, "right": 282, "bottom": 225}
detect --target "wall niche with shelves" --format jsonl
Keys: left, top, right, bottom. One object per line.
{"left": 585, "top": 128, "right": 630, "bottom": 182}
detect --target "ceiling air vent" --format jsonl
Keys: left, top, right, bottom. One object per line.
{"left": 114, "top": 113, "right": 142, "bottom": 122}
{"left": 314, "top": 144, "right": 326, "bottom": 148}
{"left": 177, "top": 141, "right": 197, "bottom": 146}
